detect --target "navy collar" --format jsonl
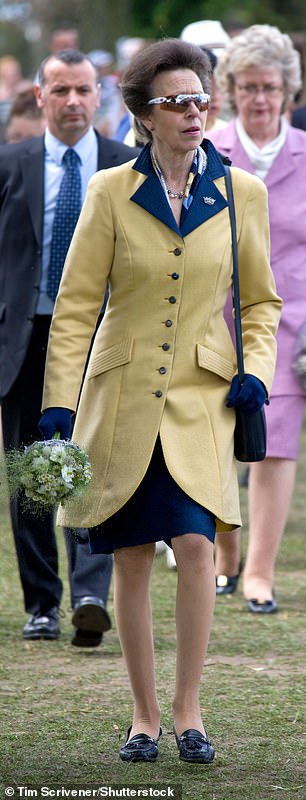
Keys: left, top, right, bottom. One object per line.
{"left": 131, "top": 141, "right": 228, "bottom": 237}
{"left": 132, "top": 139, "right": 226, "bottom": 180}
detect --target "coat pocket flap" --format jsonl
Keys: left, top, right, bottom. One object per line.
{"left": 197, "top": 344, "right": 234, "bottom": 382}
{"left": 87, "top": 337, "right": 134, "bottom": 378}
{"left": 0, "top": 302, "right": 6, "bottom": 321}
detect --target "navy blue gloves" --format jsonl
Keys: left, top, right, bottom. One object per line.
{"left": 226, "top": 374, "right": 268, "bottom": 413}
{"left": 38, "top": 407, "right": 73, "bottom": 440}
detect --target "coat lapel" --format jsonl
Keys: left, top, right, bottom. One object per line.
{"left": 130, "top": 142, "right": 228, "bottom": 237}
{"left": 131, "top": 167, "right": 181, "bottom": 235}
{"left": 210, "top": 119, "right": 302, "bottom": 190}
{"left": 265, "top": 128, "right": 301, "bottom": 188}
{"left": 20, "top": 137, "right": 45, "bottom": 246}
{"left": 180, "top": 170, "right": 228, "bottom": 237}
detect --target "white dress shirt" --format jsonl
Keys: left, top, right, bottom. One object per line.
{"left": 37, "top": 126, "right": 98, "bottom": 314}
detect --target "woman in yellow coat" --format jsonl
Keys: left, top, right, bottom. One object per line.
{"left": 40, "top": 39, "right": 281, "bottom": 763}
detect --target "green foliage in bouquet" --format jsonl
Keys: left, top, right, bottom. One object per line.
{"left": 6, "top": 436, "right": 92, "bottom": 513}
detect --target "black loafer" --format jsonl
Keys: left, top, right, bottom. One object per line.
{"left": 247, "top": 597, "right": 278, "bottom": 614}
{"left": 119, "top": 726, "right": 162, "bottom": 762}
{"left": 174, "top": 728, "right": 215, "bottom": 764}
{"left": 216, "top": 560, "right": 243, "bottom": 596}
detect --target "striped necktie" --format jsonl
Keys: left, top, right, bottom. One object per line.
{"left": 47, "top": 148, "right": 82, "bottom": 302}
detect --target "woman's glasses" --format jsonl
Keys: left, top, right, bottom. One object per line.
{"left": 235, "top": 83, "right": 284, "bottom": 97}
{"left": 147, "top": 93, "right": 210, "bottom": 112}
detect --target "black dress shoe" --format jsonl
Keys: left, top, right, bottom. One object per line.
{"left": 71, "top": 596, "right": 111, "bottom": 647}
{"left": 23, "top": 607, "right": 60, "bottom": 640}
{"left": 72, "top": 596, "right": 111, "bottom": 634}
{"left": 119, "top": 726, "right": 162, "bottom": 762}
{"left": 71, "top": 629, "right": 103, "bottom": 647}
{"left": 174, "top": 728, "right": 215, "bottom": 764}
{"left": 247, "top": 597, "right": 278, "bottom": 614}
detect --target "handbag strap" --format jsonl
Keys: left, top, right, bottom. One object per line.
{"left": 224, "top": 165, "right": 245, "bottom": 383}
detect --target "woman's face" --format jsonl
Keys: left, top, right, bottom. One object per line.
{"left": 233, "top": 65, "right": 285, "bottom": 142}
{"left": 206, "top": 75, "right": 224, "bottom": 130}
{"left": 142, "top": 68, "right": 208, "bottom": 155}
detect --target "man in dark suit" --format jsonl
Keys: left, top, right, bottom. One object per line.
{"left": 0, "top": 50, "right": 139, "bottom": 644}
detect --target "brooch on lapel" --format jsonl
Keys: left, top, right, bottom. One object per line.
{"left": 203, "top": 196, "right": 216, "bottom": 205}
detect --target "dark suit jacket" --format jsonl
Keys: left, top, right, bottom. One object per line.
{"left": 0, "top": 131, "right": 139, "bottom": 399}
{"left": 291, "top": 105, "right": 306, "bottom": 131}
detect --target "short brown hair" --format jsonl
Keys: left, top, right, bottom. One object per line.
{"left": 8, "top": 87, "right": 42, "bottom": 120}
{"left": 120, "top": 38, "right": 212, "bottom": 143}
{"left": 37, "top": 50, "right": 98, "bottom": 87}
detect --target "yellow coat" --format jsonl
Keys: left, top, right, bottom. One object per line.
{"left": 43, "top": 142, "right": 282, "bottom": 532}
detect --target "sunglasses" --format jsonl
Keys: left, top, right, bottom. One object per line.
{"left": 147, "top": 93, "right": 210, "bottom": 112}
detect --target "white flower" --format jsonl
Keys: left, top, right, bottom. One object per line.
{"left": 31, "top": 455, "right": 49, "bottom": 470}
{"left": 49, "top": 445, "right": 67, "bottom": 464}
{"left": 61, "top": 464, "right": 75, "bottom": 485}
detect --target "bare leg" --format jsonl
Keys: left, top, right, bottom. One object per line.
{"left": 214, "top": 529, "right": 241, "bottom": 576}
{"left": 113, "top": 542, "right": 160, "bottom": 740}
{"left": 243, "top": 458, "right": 296, "bottom": 601}
{"left": 172, "top": 534, "right": 215, "bottom": 736}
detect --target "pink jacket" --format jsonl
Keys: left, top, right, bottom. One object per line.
{"left": 207, "top": 120, "right": 306, "bottom": 396}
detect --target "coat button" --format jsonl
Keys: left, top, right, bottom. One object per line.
{"left": 165, "top": 319, "right": 172, "bottom": 327}
{"left": 168, "top": 296, "right": 176, "bottom": 304}
{"left": 159, "top": 366, "right": 167, "bottom": 374}
{"left": 162, "top": 343, "right": 170, "bottom": 351}
{"left": 171, "top": 272, "right": 179, "bottom": 280}
{"left": 173, "top": 248, "right": 182, "bottom": 256}
{"left": 154, "top": 390, "right": 163, "bottom": 397}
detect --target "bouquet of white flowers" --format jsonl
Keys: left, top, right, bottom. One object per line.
{"left": 6, "top": 436, "right": 92, "bottom": 513}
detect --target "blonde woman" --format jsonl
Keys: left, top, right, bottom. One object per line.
{"left": 208, "top": 25, "right": 306, "bottom": 613}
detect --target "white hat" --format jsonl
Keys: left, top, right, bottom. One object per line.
{"left": 115, "top": 37, "right": 146, "bottom": 70}
{"left": 180, "top": 20, "right": 230, "bottom": 55}
{"left": 87, "top": 50, "right": 113, "bottom": 68}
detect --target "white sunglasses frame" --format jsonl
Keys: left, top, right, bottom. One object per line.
{"left": 147, "top": 93, "right": 211, "bottom": 112}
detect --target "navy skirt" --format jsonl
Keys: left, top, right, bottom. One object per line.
{"left": 88, "top": 436, "right": 216, "bottom": 554}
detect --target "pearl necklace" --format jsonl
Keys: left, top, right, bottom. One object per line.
{"left": 166, "top": 187, "right": 184, "bottom": 199}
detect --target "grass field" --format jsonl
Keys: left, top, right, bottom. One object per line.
{"left": 0, "top": 431, "right": 305, "bottom": 800}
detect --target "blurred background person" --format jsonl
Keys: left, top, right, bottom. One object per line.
{"left": 179, "top": 22, "right": 231, "bottom": 133}
{"left": 48, "top": 27, "right": 80, "bottom": 54}
{"left": 0, "top": 55, "right": 32, "bottom": 142}
{"left": 202, "top": 48, "right": 227, "bottom": 132}
{"left": 0, "top": 54, "right": 28, "bottom": 101}
{"left": 113, "top": 37, "right": 151, "bottom": 144}
{"left": 207, "top": 24, "right": 306, "bottom": 614}
{"left": 5, "top": 87, "right": 46, "bottom": 143}
{"left": 289, "top": 43, "right": 306, "bottom": 130}
{"left": 87, "top": 49, "right": 121, "bottom": 138}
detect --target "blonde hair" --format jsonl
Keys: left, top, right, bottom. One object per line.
{"left": 215, "top": 24, "right": 302, "bottom": 113}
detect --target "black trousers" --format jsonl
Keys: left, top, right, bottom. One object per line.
{"left": 1, "top": 315, "right": 112, "bottom": 615}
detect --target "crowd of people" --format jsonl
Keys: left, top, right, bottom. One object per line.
{"left": 0, "top": 17, "right": 305, "bottom": 764}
